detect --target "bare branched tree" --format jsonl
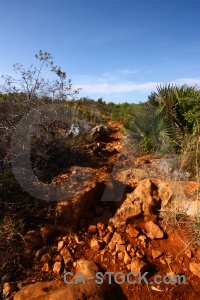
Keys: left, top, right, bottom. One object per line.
{"left": 0, "top": 50, "right": 81, "bottom": 173}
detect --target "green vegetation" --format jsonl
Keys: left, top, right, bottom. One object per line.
{"left": 81, "top": 83, "right": 200, "bottom": 179}
{"left": 152, "top": 84, "right": 200, "bottom": 178}
{"left": 1, "top": 52, "right": 200, "bottom": 177}
{"left": 125, "top": 105, "right": 172, "bottom": 155}
{"left": 1, "top": 53, "right": 200, "bottom": 197}
{"left": 93, "top": 83, "right": 200, "bottom": 169}
{"left": 1, "top": 50, "right": 200, "bottom": 282}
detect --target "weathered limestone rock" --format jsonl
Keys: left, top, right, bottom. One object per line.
{"left": 138, "top": 235, "right": 147, "bottom": 247}
{"left": 189, "top": 262, "right": 200, "bottom": 278}
{"left": 107, "top": 225, "right": 114, "bottom": 233}
{"left": 57, "top": 241, "right": 64, "bottom": 252}
{"left": 112, "top": 156, "right": 190, "bottom": 183}
{"left": 111, "top": 169, "right": 200, "bottom": 222}
{"left": 168, "top": 181, "right": 200, "bottom": 216}
{"left": 97, "top": 222, "right": 106, "bottom": 233}
{"left": 151, "top": 158, "right": 190, "bottom": 180}
{"left": 108, "top": 241, "right": 115, "bottom": 251}
{"left": 138, "top": 235, "right": 147, "bottom": 241}
{"left": 186, "top": 201, "right": 200, "bottom": 217}
{"left": 42, "top": 262, "right": 52, "bottom": 272}
{"left": 127, "top": 244, "right": 132, "bottom": 252}
{"left": 14, "top": 280, "right": 67, "bottom": 300}
{"left": 130, "top": 250, "right": 135, "bottom": 258}
{"left": 103, "top": 232, "right": 113, "bottom": 244}
{"left": 160, "top": 257, "right": 166, "bottom": 265}
{"left": 110, "top": 179, "right": 172, "bottom": 228}
{"left": 90, "top": 238, "right": 101, "bottom": 251}
{"left": 165, "top": 257, "right": 173, "bottom": 265}
{"left": 126, "top": 224, "right": 140, "bottom": 237}
{"left": 185, "top": 249, "right": 192, "bottom": 259}
{"left": 88, "top": 224, "right": 97, "bottom": 233}
{"left": 118, "top": 252, "right": 124, "bottom": 260}
{"left": 124, "top": 251, "right": 131, "bottom": 264}
{"left": 90, "top": 125, "right": 109, "bottom": 142}
{"left": 3, "top": 282, "right": 18, "bottom": 298}
{"left": 67, "top": 123, "right": 92, "bottom": 138}
{"left": 88, "top": 225, "right": 97, "bottom": 233}
{"left": 113, "top": 167, "right": 149, "bottom": 183}
{"left": 54, "top": 254, "right": 63, "bottom": 262}
{"left": 110, "top": 196, "right": 142, "bottom": 228}
{"left": 14, "top": 260, "right": 107, "bottom": 300}
{"left": 110, "top": 232, "right": 125, "bottom": 245}
{"left": 53, "top": 262, "right": 62, "bottom": 275}
{"left": 60, "top": 247, "right": 73, "bottom": 265}
{"left": 145, "top": 221, "right": 164, "bottom": 239}
{"left": 152, "top": 250, "right": 163, "bottom": 259}
{"left": 116, "top": 244, "right": 126, "bottom": 253}
{"left": 166, "top": 271, "right": 178, "bottom": 283}
{"left": 130, "top": 258, "right": 148, "bottom": 275}
{"left": 136, "top": 250, "right": 144, "bottom": 259}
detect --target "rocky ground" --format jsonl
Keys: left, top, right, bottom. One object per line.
{"left": 1, "top": 121, "right": 200, "bottom": 300}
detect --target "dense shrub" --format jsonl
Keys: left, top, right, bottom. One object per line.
{"left": 125, "top": 105, "right": 172, "bottom": 155}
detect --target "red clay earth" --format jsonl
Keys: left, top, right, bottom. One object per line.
{"left": 3, "top": 121, "right": 200, "bottom": 300}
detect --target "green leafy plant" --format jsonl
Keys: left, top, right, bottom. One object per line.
{"left": 125, "top": 105, "right": 172, "bottom": 155}
{"left": 155, "top": 83, "right": 200, "bottom": 151}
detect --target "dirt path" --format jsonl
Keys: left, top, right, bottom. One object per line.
{"left": 74, "top": 121, "right": 200, "bottom": 300}
{"left": 6, "top": 121, "right": 200, "bottom": 300}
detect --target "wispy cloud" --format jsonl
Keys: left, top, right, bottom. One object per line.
{"left": 74, "top": 71, "right": 200, "bottom": 96}
{"left": 115, "top": 69, "right": 138, "bottom": 75}
{"left": 72, "top": 69, "right": 139, "bottom": 85}
{"left": 90, "top": 28, "right": 144, "bottom": 45}
{"left": 76, "top": 81, "right": 160, "bottom": 94}
{"left": 172, "top": 77, "right": 200, "bottom": 86}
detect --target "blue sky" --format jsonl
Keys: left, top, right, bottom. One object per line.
{"left": 1, "top": 0, "right": 200, "bottom": 103}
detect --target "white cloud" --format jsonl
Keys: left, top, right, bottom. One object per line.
{"left": 73, "top": 69, "right": 138, "bottom": 83}
{"left": 74, "top": 71, "right": 200, "bottom": 98}
{"left": 76, "top": 81, "right": 161, "bottom": 94}
{"left": 172, "top": 77, "right": 200, "bottom": 86}
{"left": 116, "top": 69, "right": 138, "bottom": 75}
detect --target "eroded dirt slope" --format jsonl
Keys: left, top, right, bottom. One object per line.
{"left": 2, "top": 121, "right": 200, "bottom": 300}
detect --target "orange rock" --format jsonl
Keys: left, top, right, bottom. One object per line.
{"left": 145, "top": 221, "right": 164, "bottom": 240}
{"left": 126, "top": 224, "right": 140, "bottom": 237}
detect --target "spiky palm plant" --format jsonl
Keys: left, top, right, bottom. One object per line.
{"left": 126, "top": 105, "right": 172, "bottom": 155}
{"left": 156, "top": 83, "right": 194, "bottom": 150}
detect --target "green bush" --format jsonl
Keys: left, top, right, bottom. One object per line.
{"left": 125, "top": 105, "right": 172, "bottom": 155}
